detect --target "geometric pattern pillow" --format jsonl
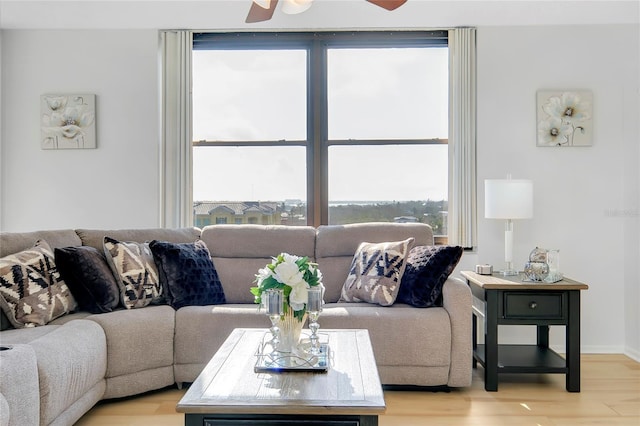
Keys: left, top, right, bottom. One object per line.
{"left": 0, "top": 239, "right": 77, "bottom": 328}
{"left": 396, "top": 245, "right": 463, "bottom": 308}
{"left": 149, "top": 239, "right": 226, "bottom": 310}
{"left": 103, "top": 236, "right": 162, "bottom": 309}
{"left": 340, "top": 237, "right": 414, "bottom": 306}
{"left": 54, "top": 246, "right": 121, "bottom": 313}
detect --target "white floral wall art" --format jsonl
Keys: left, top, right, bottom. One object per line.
{"left": 536, "top": 90, "right": 592, "bottom": 147}
{"left": 41, "top": 94, "right": 96, "bottom": 149}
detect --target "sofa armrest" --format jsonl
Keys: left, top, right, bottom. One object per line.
{"left": 0, "top": 344, "right": 40, "bottom": 426}
{"left": 441, "top": 276, "right": 472, "bottom": 386}
{"left": 0, "top": 392, "right": 9, "bottom": 426}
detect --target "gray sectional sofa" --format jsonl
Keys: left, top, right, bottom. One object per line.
{"left": 0, "top": 222, "right": 472, "bottom": 426}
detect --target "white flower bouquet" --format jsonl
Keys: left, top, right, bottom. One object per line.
{"left": 250, "top": 253, "right": 323, "bottom": 321}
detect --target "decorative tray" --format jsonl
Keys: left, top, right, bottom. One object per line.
{"left": 254, "top": 333, "right": 330, "bottom": 373}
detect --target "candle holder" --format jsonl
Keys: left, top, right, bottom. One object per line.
{"left": 306, "top": 287, "right": 323, "bottom": 355}
{"left": 265, "top": 289, "right": 283, "bottom": 350}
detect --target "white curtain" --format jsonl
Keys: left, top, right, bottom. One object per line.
{"left": 159, "top": 30, "right": 193, "bottom": 228}
{"left": 448, "top": 27, "right": 477, "bottom": 248}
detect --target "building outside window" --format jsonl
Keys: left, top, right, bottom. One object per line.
{"left": 192, "top": 31, "right": 449, "bottom": 237}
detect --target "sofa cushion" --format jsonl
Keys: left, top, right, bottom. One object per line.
{"left": 320, "top": 302, "right": 452, "bottom": 368}
{"left": 54, "top": 246, "right": 121, "bottom": 313}
{"left": 174, "top": 304, "right": 268, "bottom": 383}
{"left": 397, "top": 245, "right": 463, "bottom": 308}
{"left": 339, "top": 238, "right": 414, "bottom": 306}
{"left": 86, "top": 305, "right": 175, "bottom": 398}
{"left": 149, "top": 239, "right": 226, "bottom": 309}
{"left": 0, "top": 240, "right": 77, "bottom": 328}
{"left": 103, "top": 237, "right": 162, "bottom": 309}
{"left": 13, "top": 320, "right": 106, "bottom": 426}
{"left": 0, "top": 321, "right": 107, "bottom": 425}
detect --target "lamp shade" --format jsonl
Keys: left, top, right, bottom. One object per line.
{"left": 485, "top": 179, "right": 533, "bottom": 219}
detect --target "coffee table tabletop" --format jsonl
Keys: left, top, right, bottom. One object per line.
{"left": 177, "top": 328, "right": 386, "bottom": 421}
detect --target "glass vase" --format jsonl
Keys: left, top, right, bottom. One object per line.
{"left": 278, "top": 308, "right": 307, "bottom": 353}
{"left": 544, "top": 249, "right": 563, "bottom": 282}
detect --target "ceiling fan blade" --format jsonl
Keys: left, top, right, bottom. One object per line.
{"left": 246, "top": 0, "right": 279, "bottom": 23}
{"left": 366, "top": 0, "right": 408, "bottom": 11}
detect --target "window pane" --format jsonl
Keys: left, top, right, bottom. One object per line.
{"left": 193, "top": 146, "right": 307, "bottom": 226}
{"left": 192, "top": 50, "right": 307, "bottom": 142}
{"left": 327, "top": 47, "right": 448, "bottom": 140}
{"left": 328, "top": 145, "right": 448, "bottom": 235}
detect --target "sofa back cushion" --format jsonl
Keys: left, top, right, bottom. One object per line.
{"left": 201, "top": 225, "right": 316, "bottom": 304}
{"left": 75, "top": 228, "right": 201, "bottom": 251}
{"left": 0, "top": 230, "right": 81, "bottom": 258}
{"left": 315, "top": 222, "right": 434, "bottom": 303}
{"left": 77, "top": 228, "right": 201, "bottom": 310}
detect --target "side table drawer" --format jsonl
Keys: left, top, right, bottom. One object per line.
{"left": 503, "top": 292, "right": 565, "bottom": 319}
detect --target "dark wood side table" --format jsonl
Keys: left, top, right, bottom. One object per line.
{"left": 460, "top": 271, "right": 588, "bottom": 392}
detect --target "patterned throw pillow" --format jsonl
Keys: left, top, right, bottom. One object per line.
{"left": 396, "top": 245, "right": 463, "bottom": 308}
{"left": 0, "top": 240, "right": 77, "bottom": 328}
{"left": 149, "top": 239, "right": 226, "bottom": 310}
{"left": 340, "top": 238, "right": 415, "bottom": 306}
{"left": 103, "top": 236, "right": 162, "bottom": 309}
{"left": 55, "top": 246, "right": 121, "bottom": 313}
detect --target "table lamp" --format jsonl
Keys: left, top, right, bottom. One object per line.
{"left": 484, "top": 177, "right": 533, "bottom": 276}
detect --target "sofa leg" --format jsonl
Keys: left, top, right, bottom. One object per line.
{"left": 176, "top": 382, "right": 183, "bottom": 390}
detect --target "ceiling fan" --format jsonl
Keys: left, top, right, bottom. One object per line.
{"left": 246, "top": 0, "right": 408, "bottom": 24}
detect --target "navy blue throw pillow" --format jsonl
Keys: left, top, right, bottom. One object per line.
{"left": 149, "top": 240, "right": 226, "bottom": 310}
{"left": 396, "top": 245, "right": 463, "bottom": 308}
{"left": 54, "top": 246, "right": 121, "bottom": 314}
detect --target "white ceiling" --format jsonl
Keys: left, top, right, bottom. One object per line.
{"left": 0, "top": 0, "right": 638, "bottom": 30}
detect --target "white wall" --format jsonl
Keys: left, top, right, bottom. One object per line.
{"left": 2, "top": 0, "right": 638, "bottom": 29}
{"left": 0, "top": 30, "right": 3, "bottom": 230}
{"left": 1, "top": 24, "right": 638, "bottom": 356}
{"left": 472, "top": 24, "right": 639, "bottom": 356}
{"left": 624, "top": 32, "right": 640, "bottom": 359}
{"left": 1, "top": 30, "right": 160, "bottom": 231}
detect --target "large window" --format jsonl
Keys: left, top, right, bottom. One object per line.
{"left": 192, "top": 31, "right": 449, "bottom": 235}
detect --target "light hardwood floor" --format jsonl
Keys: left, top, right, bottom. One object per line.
{"left": 75, "top": 354, "right": 639, "bottom": 425}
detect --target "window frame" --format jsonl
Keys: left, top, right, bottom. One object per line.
{"left": 192, "top": 30, "right": 449, "bottom": 229}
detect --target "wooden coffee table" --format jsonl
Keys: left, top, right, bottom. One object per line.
{"left": 177, "top": 328, "right": 386, "bottom": 425}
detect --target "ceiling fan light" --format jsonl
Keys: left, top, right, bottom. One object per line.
{"left": 281, "top": 0, "right": 313, "bottom": 15}
{"left": 253, "top": 0, "right": 272, "bottom": 9}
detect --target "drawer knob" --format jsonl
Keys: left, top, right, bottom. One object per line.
{"left": 529, "top": 301, "right": 537, "bottom": 309}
